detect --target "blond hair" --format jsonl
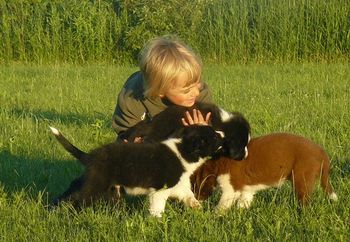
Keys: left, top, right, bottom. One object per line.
{"left": 139, "top": 36, "right": 202, "bottom": 98}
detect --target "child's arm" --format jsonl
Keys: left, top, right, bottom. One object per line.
{"left": 112, "top": 97, "right": 146, "bottom": 137}
{"left": 112, "top": 72, "right": 149, "bottom": 140}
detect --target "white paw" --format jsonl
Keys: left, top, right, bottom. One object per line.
{"left": 214, "top": 207, "right": 229, "bottom": 217}
{"left": 185, "top": 197, "right": 202, "bottom": 209}
{"left": 329, "top": 192, "right": 338, "bottom": 201}
{"left": 149, "top": 209, "right": 163, "bottom": 217}
{"left": 216, "top": 197, "right": 235, "bottom": 211}
{"left": 237, "top": 199, "right": 252, "bottom": 209}
{"left": 148, "top": 190, "right": 169, "bottom": 218}
{"left": 215, "top": 204, "right": 230, "bottom": 214}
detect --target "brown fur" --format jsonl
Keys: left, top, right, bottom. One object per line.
{"left": 191, "top": 133, "right": 337, "bottom": 210}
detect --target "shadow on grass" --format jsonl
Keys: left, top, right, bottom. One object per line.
{"left": 0, "top": 150, "right": 147, "bottom": 211}
{"left": 337, "top": 159, "right": 350, "bottom": 178}
{"left": 0, "top": 149, "right": 83, "bottom": 199}
{"left": 8, "top": 107, "right": 111, "bottom": 127}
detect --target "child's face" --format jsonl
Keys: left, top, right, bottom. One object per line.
{"left": 162, "top": 72, "right": 201, "bottom": 107}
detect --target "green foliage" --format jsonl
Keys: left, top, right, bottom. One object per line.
{"left": 0, "top": 0, "right": 128, "bottom": 63}
{"left": 0, "top": 63, "right": 349, "bottom": 240}
{"left": 120, "top": 0, "right": 206, "bottom": 57}
{"left": 0, "top": 0, "right": 349, "bottom": 64}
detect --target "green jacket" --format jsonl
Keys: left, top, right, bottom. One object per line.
{"left": 112, "top": 71, "right": 212, "bottom": 136}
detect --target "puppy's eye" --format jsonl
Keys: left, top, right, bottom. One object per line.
{"left": 200, "top": 139, "right": 207, "bottom": 145}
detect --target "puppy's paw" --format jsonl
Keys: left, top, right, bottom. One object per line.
{"left": 185, "top": 197, "right": 202, "bottom": 209}
{"left": 237, "top": 199, "right": 252, "bottom": 209}
{"left": 149, "top": 209, "right": 164, "bottom": 218}
{"left": 329, "top": 192, "right": 338, "bottom": 201}
{"left": 214, "top": 206, "right": 229, "bottom": 216}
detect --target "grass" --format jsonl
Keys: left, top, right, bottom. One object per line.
{"left": 1, "top": 0, "right": 349, "bottom": 64}
{"left": 0, "top": 63, "right": 349, "bottom": 241}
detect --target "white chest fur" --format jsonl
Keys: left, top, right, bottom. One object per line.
{"left": 216, "top": 174, "right": 272, "bottom": 210}
{"left": 137, "top": 138, "right": 209, "bottom": 217}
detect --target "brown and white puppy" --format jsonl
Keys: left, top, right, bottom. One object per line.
{"left": 50, "top": 125, "right": 223, "bottom": 217}
{"left": 191, "top": 133, "right": 338, "bottom": 210}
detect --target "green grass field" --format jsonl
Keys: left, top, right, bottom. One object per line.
{"left": 0, "top": 63, "right": 349, "bottom": 241}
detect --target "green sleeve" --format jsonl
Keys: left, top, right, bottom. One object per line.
{"left": 112, "top": 72, "right": 148, "bottom": 134}
{"left": 112, "top": 88, "right": 147, "bottom": 134}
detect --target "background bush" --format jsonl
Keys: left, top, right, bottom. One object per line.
{"left": 0, "top": 0, "right": 349, "bottom": 64}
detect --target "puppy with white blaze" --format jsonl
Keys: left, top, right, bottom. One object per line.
{"left": 50, "top": 125, "right": 223, "bottom": 217}
{"left": 120, "top": 102, "right": 251, "bottom": 160}
{"left": 191, "top": 133, "right": 338, "bottom": 211}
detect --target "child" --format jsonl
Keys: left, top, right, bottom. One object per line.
{"left": 112, "top": 35, "right": 213, "bottom": 142}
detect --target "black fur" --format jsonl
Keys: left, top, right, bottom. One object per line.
{"left": 120, "top": 102, "right": 250, "bottom": 160}
{"left": 50, "top": 125, "right": 223, "bottom": 215}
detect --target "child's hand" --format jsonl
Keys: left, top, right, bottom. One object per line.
{"left": 123, "top": 137, "right": 143, "bottom": 143}
{"left": 182, "top": 109, "right": 211, "bottom": 126}
{"left": 133, "top": 137, "right": 143, "bottom": 143}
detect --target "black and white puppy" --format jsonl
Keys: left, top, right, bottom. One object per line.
{"left": 120, "top": 102, "right": 250, "bottom": 160}
{"left": 50, "top": 125, "right": 223, "bottom": 217}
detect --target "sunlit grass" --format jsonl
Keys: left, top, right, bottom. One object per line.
{"left": 0, "top": 63, "right": 349, "bottom": 241}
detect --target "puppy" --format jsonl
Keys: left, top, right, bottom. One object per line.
{"left": 50, "top": 125, "right": 223, "bottom": 217}
{"left": 191, "top": 133, "right": 338, "bottom": 210}
{"left": 120, "top": 102, "right": 251, "bottom": 160}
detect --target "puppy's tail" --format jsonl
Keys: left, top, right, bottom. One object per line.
{"left": 49, "top": 126, "right": 89, "bottom": 166}
{"left": 320, "top": 158, "right": 338, "bottom": 201}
